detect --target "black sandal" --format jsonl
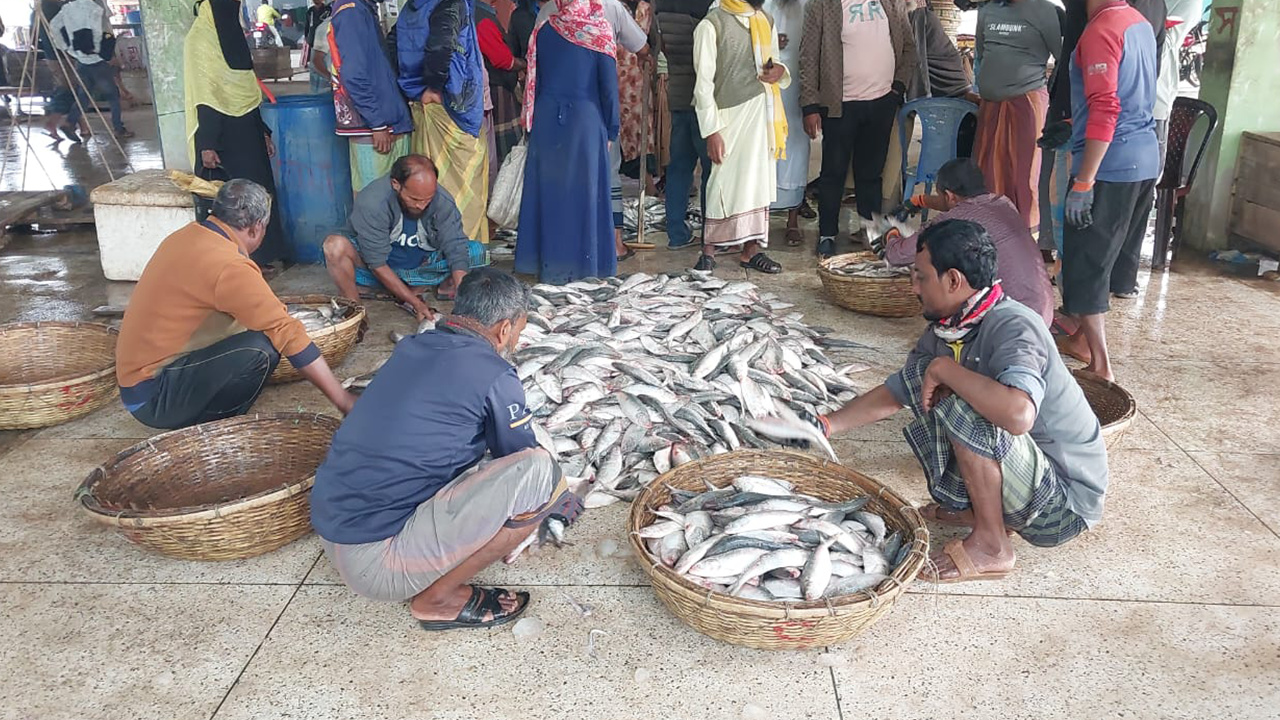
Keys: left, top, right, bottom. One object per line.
{"left": 797, "top": 199, "right": 816, "bottom": 220}
{"left": 693, "top": 254, "right": 716, "bottom": 271}
{"left": 418, "top": 585, "right": 530, "bottom": 631}
{"left": 740, "top": 252, "right": 782, "bottom": 274}
{"left": 618, "top": 247, "right": 636, "bottom": 262}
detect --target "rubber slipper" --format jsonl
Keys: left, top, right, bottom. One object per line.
{"left": 618, "top": 247, "right": 636, "bottom": 261}
{"left": 1054, "top": 333, "right": 1091, "bottom": 364}
{"left": 418, "top": 586, "right": 530, "bottom": 631}
{"left": 436, "top": 285, "right": 457, "bottom": 301}
{"left": 785, "top": 227, "right": 803, "bottom": 246}
{"left": 666, "top": 239, "right": 697, "bottom": 250}
{"left": 924, "top": 539, "right": 1012, "bottom": 584}
{"left": 797, "top": 200, "right": 816, "bottom": 220}
{"left": 693, "top": 254, "right": 716, "bottom": 271}
{"left": 740, "top": 252, "right": 782, "bottom": 274}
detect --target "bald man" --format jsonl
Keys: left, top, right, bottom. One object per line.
{"left": 323, "top": 154, "right": 490, "bottom": 321}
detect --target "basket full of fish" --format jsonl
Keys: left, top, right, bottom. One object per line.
{"left": 271, "top": 295, "right": 366, "bottom": 384}
{"left": 627, "top": 450, "right": 929, "bottom": 650}
{"left": 817, "top": 252, "right": 921, "bottom": 318}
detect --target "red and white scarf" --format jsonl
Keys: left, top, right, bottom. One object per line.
{"left": 521, "top": 0, "right": 617, "bottom": 131}
{"left": 932, "top": 282, "right": 1005, "bottom": 343}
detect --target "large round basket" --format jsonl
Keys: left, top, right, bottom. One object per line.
{"left": 817, "top": 252, "right": 921, "bottom": 318}
{"left": 269, "top": 295, "right": 365, "bottom": 384}
{"left": 627, "top": 449, "right": 929, "bottom": 650}
{"left": 1073, "top": 370, "right": 1136, "bottom": 449}
{"left": 0, "top": 321, "right": 118, "bottom": 430}
{"left": 76, "top": 413, "right": 341, "bottom": 561}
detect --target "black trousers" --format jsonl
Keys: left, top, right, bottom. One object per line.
{"left": 818, "top": 92, "right": 900, "bottom": 237}
{"left": 130, "top": 331, "right": 281, "bottom": 430}
{"left": 1061, "top": 178, "right": 1156, "bottom": 316}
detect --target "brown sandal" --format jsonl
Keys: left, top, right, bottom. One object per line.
{"left": 924, "top": 539, "right": 1012, "bottom": 584}
{"left": 919, "top": 503, "right": 1014, "bottom": 536}
{"left": 785, "top": 227, "right": 803, "bottom": 246}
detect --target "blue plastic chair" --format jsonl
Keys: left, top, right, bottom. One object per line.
{"left": 897, "top": 97, "right": 979, "bottom": 212}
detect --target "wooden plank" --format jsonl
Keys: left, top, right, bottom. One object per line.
{"left": 0, "top": 191, "right": 67, "bottom": 249}
{"left": 1236, "top": 201, "right": 1280, "bottom": 255}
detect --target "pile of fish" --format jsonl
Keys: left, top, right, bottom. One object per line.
{"left": 516, "top": 270, "right": 872, "bottom": 512}
{"left": 287, "top": 300, "right": 354, "bottom": 333}
{"left": 637, "top": 474, "right": 911, "bottom": 601}
{"left": 823, "top": 258, "right": 912, "bottom": 279}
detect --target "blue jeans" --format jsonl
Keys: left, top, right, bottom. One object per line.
{"left": 665, "top": 110, "right": 710, "bottom": 248}
{"left": 66, "top": 60, "right": 123, "bottom": 131}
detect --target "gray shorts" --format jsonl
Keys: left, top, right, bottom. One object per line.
{"left": 320, "top": 448, "right": 559, "bottom": 602}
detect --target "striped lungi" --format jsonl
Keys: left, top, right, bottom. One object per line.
{"left": 974, "top": 88, "right": 1048, "bottom": 230}
{"left": 349, "top": 134, "right": 412, "bottom": 193}
{"left": 411, "top": 102, "right": 490, "bottom": 244}
{"left": 894, "top": 356, "right": 1087, "bottom": 548}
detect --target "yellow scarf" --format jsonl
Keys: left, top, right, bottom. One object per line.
{"left": 720, "top": 0, "right": 787, "bottom": 160}
{"left": 183, "top": 1, "right": 263, "bottom": 165}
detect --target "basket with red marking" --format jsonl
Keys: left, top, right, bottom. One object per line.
{"left": 0, "top": 321, "right": 118, "bottom": 430}
{"left": 627, "top": 450, "right": 929, "bottom": 650}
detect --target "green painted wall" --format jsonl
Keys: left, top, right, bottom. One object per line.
{"left": 1184, "top": 0, "right": 1280, "bottom": 251}
{"left": 140, "top": 0, "right": 200, "bottom": 172}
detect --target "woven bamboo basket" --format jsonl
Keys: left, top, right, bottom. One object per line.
{"left": 76, "top": 413, "right": 340, "bottom": 561}
{"left": 817, "top": 252, "right": 921, "bottom": 318}
{"left": 1073, "top": 370, "right": 1136, "bottom": 449}
{"left": 0, "top": 321, "right": 119, "bottom": 430}
{"left": 269, "top": 295, "right": 365, "bottom": 384}
{"left": 627, "top": 449, "right": 930, "bottom": 650}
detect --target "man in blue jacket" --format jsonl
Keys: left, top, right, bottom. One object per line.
{"left": 1057, "top": 0, "right": 1159, "bottom": 382}
{"left": 311, "top": 268, "right": 580, "bottom": 630}
{"left": 329, "top": 0, "right": 414, "bottom": 191}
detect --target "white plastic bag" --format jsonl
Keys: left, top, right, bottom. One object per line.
{"left": 488, "top": 141, "right": 527, "bottom": 230}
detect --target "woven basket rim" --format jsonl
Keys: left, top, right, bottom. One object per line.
{"left": 1071, "top": 368, "right": 1137, "bottom": 431}
{"left": 0, "top": 321, "right": 118, "bottom": 390}
{"left": 276, "top": 294, "right": 366, "bottom": 341}
{"left": 816, "top": 252, "right": 912, "bottom": 285}
{"left": 76, "top": 412, "right": 339, "bottom": 526}
{"left": 627, "top": 449, "right": 930, "bottom": 619}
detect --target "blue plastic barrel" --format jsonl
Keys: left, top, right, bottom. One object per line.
{"left": 260, "top": 94, "right": 353, "bottom": 264}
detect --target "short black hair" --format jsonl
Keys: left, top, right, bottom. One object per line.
{"left": 917, "top": 219, "right": 997, "bottom": 289}
{"left": 934, "top": 158, "right": 988, "bottom": 198}
{"left": 390, "top": 154, "right": 437, "bottom": 185}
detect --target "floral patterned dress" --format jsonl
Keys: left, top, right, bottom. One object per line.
{"left": 615, "top": 0, "right": 656, "bottom": 163}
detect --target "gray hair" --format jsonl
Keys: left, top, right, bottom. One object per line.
{"left": 452, "top": 268, "right": 532, "bottom": 326}
{"left": 211, "top": 179, "right": 272, "bottom": 231}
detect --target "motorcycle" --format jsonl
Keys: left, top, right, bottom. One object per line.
{"left": 1179, "top": 19, "right": 1207, "bottom": 88}
{"left": 249, "top": 21, "right": 281, "bottom": 49}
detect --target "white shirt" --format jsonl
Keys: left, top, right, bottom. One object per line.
{"left": 50, "top": 0, "right": 108, "bottom": 65}
{"left": 1155, "top": 0, "right": 1201, "bottom": 121}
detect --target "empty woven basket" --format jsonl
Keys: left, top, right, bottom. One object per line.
{"left": 0, "top": 321, "right": 118, "bottom": 430}
{"left": 76, "top": 413, "right": 341, "bottom": 561}
{"left": 1073, "top": 369, "right": 1136, "bottom": 449}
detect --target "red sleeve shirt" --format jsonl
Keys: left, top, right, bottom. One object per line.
{"left": 477, "top": 17, "right": 516, "bottom": 71}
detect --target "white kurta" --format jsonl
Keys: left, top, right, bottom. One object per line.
{"left": 692, "top": 11, "right": 791, "bottom": 245}
{"left": 764, "top": 0, "right": 810, "bottom": 209}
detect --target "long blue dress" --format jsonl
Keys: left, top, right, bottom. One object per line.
{"left": 514, "top": 27, "right": 620, "bottom": 285}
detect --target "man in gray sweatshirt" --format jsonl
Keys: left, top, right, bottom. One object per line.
{"left": 323, "top": 154, "right": 489, "bottom": 322}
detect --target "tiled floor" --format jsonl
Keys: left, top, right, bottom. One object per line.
{"left": 0, "top": 215, "right": 1277, "bottom": 720}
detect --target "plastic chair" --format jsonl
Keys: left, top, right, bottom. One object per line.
{"left": 1152, "top": 96, "right": 1218, "bottom": 270}
{"left": 897, "top": 97, "right": 979, "bottom": 214}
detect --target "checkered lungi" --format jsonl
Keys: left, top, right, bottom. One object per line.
{"left": 896, "top": 357, "right": 1087, "bottom": 548}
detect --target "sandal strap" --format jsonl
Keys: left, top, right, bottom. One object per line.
{"left": 453, "top": 585, "right": 488, "bottom": 624}
{"left": 943, "top": 539, "right": 979, "bottom": 578}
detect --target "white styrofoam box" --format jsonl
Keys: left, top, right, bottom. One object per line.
{"left": 90, "top": 169, "right": 195, "bottom": 282}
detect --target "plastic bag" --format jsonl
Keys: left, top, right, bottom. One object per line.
{"left": 487, "top": 141, "right": 527, "bottom": 230}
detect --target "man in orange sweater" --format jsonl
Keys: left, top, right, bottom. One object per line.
{"left": 117, "top": 180, "right": 356, "bottom": 429}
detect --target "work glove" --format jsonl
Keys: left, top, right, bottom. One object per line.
{"left": 1037, "top": 119, "right": 1072, "bottom": 150}
{"left": 546, "top": 487, "right": 585, "bottom": 527}
{"left": 1065, "top": 180, "right": 1095, "bottom": 229}
{"left": 887, "top": 194, "right": 927, "bottom": 223}
{"left": 778, "top": 409, "right": 831, "bottom": 450}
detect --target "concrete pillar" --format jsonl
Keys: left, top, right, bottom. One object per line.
{"left": 138, "top": 0, "right": 198, "bottom": 172}
{"left": 1183, "top": 0, "right": 1280, "bottom": 252}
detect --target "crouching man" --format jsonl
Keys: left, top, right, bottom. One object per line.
{"left": 310, "top": 268, "right": 580, "bottom": 629}
{"left": 322, "top": 154, "right": 489, "bottom": 321}
{"left": 116, "top": 179, "right": 355, "bottom": 429}
{"left": 796, "top": 219, "right": 1107, "bottom": 582}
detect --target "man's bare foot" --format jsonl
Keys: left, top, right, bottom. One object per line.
{"left": 1056, "top": 332, "right": 1092, "bottom": 364}
{"left": 927, "top": 536, "right": 1016, "bottom": 582}
{"left": 920, "top": 503, "right": 1016, "bottom": 535}
{"left": 410, "top": 584, "right": 522, "bottom": 622}
{"left": 1082, "top": 363, "right": 1114, "bottom": 382}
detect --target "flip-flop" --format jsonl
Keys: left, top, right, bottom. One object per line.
{"left": 618, "top": 247, "right": 636, "bottom": 261}
{"left": 797, "top": 200, "right": 816, "bottom": 219}
{"left": 740, "top": 252, "right": 782, "bottom": 274}
{"left": 1054, "top": 333, "right": 1091, "bottom": 364}
{"left": 436, "top": 285, "right": 456, "bottom": 301}
{"left": 418, "top": 585, "right": 530, "bottom": 631}
{"left": 785, "top": 227, "right": 803, "bottom": 246}
{"left": 924, "top": 539, "right": 1012, "bottom": 584}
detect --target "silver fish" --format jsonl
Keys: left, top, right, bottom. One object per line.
{"left": 801, "top": 537, "right": 836, "bottom": 601}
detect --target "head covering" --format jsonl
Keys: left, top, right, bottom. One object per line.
{"left": 521, "top": 0, "right": 616, "bottom": 131}
{"left": 719, "top": 0, "right": 787, "bottom": 159}
{"left": 184, "top": 0, "right": 263, "bottom": 162}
